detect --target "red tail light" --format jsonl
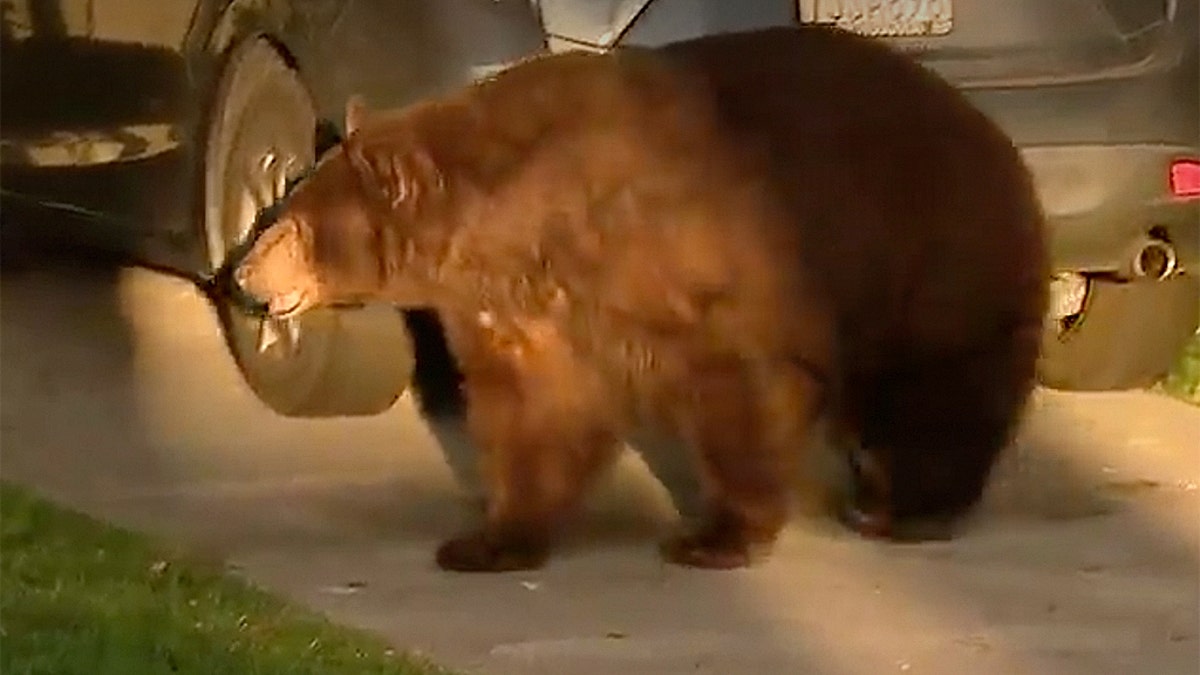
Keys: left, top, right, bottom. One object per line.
{"left": 1170, "top": 158, "right": 1200, "bottom": 198}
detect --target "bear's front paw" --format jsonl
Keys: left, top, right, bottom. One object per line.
{"left": 435, "top": 531, "right": 549, "bottom": 572}
{"left": 659, "top": 531, "right": 754, "bottom": 570}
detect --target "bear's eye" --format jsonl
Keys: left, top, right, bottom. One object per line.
{"left": 247, "top": 221, "right": 308, "bottom": 283}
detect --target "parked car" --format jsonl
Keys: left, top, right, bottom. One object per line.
{"left": 528, "top": 0, "right": 1200, "bottom": 392}
{"left": 0, "top": 0, "right": 547, "bottom": 417}
{"left": 3, "top": 0, "right": 1197, "bottom": 422}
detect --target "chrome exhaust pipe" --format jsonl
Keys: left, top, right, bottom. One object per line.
{"left": 1125, "top": 236, "right": 1178, "bottom": 281}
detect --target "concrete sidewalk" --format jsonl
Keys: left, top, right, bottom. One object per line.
{"left": 2, "top": 258, "right": 1197, "bottom": 674}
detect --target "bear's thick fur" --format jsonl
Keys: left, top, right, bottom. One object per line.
{"left": 233, "top": 25, "right": 1049, "bottom": 571}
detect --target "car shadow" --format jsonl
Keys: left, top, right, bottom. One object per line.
{"left": 0, "top": 232, "right": 175, "bottom": 521}
{"left": 394, "top": 319, "right": 1199, "bottom": 673}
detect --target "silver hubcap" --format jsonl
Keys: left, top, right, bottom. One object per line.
{"left": 238, "top": 148, "right": 304, "bottom": 357}
{"left": 219, "top": 123, "right": 314, "bottom": 360}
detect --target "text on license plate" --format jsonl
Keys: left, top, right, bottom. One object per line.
{"left": 798, "top": 0, "right": 953, "bottom": 37}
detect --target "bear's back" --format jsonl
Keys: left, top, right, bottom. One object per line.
{"left": 656, "top": 26, "right": 1049, "bottom": 364}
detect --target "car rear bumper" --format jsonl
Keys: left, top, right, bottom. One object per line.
{"left": 1020, "top": 143, "right": 1200, "bottom": 274}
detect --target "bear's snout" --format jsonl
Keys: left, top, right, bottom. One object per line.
{"left": 223, "top": 219, "right": 321, "bottom": 318}
{"left": 233, "top": 260, "right": 312, "bottom": 318}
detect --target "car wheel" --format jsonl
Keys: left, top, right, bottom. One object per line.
{"left": 203, "top": 36, "right": 413, "bottom": 417}
{"left": 1038, "top": 273, "right": 1200, "bottom": 391}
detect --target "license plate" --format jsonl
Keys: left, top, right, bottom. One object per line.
{"left": 799, "top": 0, "right": 953, "bottom": 37}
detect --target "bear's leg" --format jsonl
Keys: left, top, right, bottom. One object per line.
{"left": 662, "top": 361, "right": 822, "bottom": 569}
{"left": 841, "top": 324, "right": 1042, "bottom": 541}
{"left": 434, "top": 352, "right": 622, "bottom": 573}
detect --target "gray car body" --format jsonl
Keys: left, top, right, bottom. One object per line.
{"left": 532, "top": 0, "right": 1200, "bottom": 275}
{"left": 7, "top": 0, "right": 1195, "bottom": 277}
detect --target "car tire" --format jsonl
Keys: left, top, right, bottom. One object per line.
{"left": 1038, "top": 274, "right": 1200, "bottom": 391}
{"left": 202, "top": 36, "right": 413, "bottom": 417}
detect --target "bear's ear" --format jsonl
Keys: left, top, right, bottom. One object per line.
{"left": 344, "top": 137, "right": 445, "bottom": 211}
{"left": 344, "top": 94, "right": 370, "bottom": 136}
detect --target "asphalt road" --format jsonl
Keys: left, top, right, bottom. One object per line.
{"left": 2, "top": 249, "right": 1198, "bottom": 675}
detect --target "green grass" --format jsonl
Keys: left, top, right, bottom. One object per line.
{"left": 0, "top": 481, "right": 453, "bottom": 675}
{"left": 1161, "top": 332, "right": 1200, "bottom": 405}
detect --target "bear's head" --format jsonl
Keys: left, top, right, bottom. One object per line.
{"left": 232, "top": 96, "right": 447, "bottom": 318}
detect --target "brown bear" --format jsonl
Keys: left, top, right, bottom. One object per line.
{"left": 231, "top": 25, "right": 1049, "bottom": 572}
